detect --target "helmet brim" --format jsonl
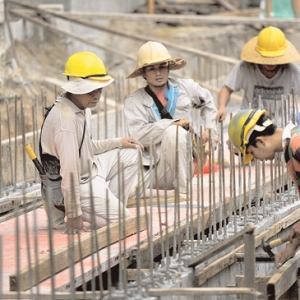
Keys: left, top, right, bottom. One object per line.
{"left": 61, "top": 77, "right": 114, "bottom": 94}
{"left": 126, "top": 58, "right": 186, "bottom": 79}
{"left": 241, "top": 37, "right": 300, "bottom": 64}
{"left": 228, "top": 109, "right": 267, "bottom": 164}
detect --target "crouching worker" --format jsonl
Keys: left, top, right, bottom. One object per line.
{"left": 228, "top": 109, "right": 300, "bottom": 267}
{"left": 40, "top": 52, "right": 143, "bottom": 235}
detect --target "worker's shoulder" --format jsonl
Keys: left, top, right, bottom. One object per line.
{"left": 125, "top": 87, "right": 148, "bottom": 105}
{"left": 45, "top": 99, "right": 78, "bottom": 127}
{"left": 238, "top": 61, "right": 256, "bottom": 71}
{"left": 169, "top": 77, "right": 197, "bottom": 88}
{"left": 284, "top": 62, "right": 300, "bottom": 73}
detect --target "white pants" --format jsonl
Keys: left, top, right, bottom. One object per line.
{"left": 80, "top": 148, "right": 139, "bottom": 227}
{"left": 134, "top": 126, "right": 194, "bottom": 196}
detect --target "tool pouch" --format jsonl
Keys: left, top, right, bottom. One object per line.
{"left": 40, "top": 173, "right": 64, "bottom": 206}
{"left": 40, "top": 154, "right": 64, "bottom": 210}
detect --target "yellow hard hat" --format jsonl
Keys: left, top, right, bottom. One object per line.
{"left": 228, "top": 109, "right": 267, "bottom": 164}
{"left": 255, "top": 26, "right": 287, "bottom": 57}
{"left": 241, "top": 26, "right": 300, "bottom": 64}
{"left": 63, "top": 52, "right": 112, "bottom": 81}
{"left": 126, "top": 41, "right": 186, "bottom": 78}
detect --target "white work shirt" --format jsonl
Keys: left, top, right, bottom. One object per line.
{"left": 41, "top": 93, "right": 122, "bottom": 218}
{"left": 124, "top": 77, "right": 217, "bottom": 165}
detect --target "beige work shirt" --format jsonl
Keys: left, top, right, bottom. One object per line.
{"left": 41, "top": 93, "right": 122, "bottom": 218}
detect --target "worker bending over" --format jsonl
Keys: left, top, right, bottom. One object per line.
{"left": 228, "top": 109, "right": 300, "bottom": 267}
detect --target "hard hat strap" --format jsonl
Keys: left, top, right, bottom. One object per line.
{"left": 240, "top": 109, "right": 258, "bottom": 149}
{"left": 81, "top": 74, "right": 108, "bottom": 79}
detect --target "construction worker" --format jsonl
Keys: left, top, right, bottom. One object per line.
{"left": 228, "top": 108, "right": 300, "bottom": 267}
{"left": 124, "top": 41, "right": 218, "bottom": 197}
{"left": 217, "top": 26, "right": 300, "bottom": 123}
{"left": 40, "top": 52, "right": 143, "bottom": 234}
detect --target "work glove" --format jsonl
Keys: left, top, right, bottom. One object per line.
{"left": 64, "top": 216, "right": 83, "bottom": 235}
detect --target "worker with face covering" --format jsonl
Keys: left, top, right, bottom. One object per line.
{"left": 124, "top": 41, "right": 218, "bottom": 198}
{"left": 217, "top": 26, "right": 300, "bottom": 125}
{"left": 40, "top": 52, "right": 143, "bottom": 234}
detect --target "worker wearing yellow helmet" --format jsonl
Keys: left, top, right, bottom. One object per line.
{"left": 228, "top": 108, "right": 300, "bottom": 268}
{"left": 40, "top": 52, "right": 143, "bottom": 235}
{"left": 217, "top": 26, "right": 300, "bottom": 124}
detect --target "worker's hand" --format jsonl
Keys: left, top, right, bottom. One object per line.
{"left": 216, "top": 108, "right": 227, "bottom": 122}
{"left": 122, "top": 137, "right": 144, "bottom": 151}
{"left": 202, "top": 129, "right": 218, "bottom": 150}
{"left": 64, "top": 216, "right": 83, "bottom": 235}
{"left": 188, "top": 123, "right": 194, "bottom": 134}
{"left": 289, "top": 221, "right": 300, "bottom": 243}
{"left": 172, "top": 119, "right": 194, "bottom": 133}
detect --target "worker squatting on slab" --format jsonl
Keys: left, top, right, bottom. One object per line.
{"left": 228, "top": 108, "right": 300, "bottom": 268}
{"left": 217, "top": 26, "right": 300, "bottom": 123}
{"left": 124, "top": 41, "right": 218, "bottom": 197}
{"left": 40, "top": 52, "right": 144, "bottom": 235}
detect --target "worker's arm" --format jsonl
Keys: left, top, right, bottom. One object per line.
{"left": 216, "top": 85, "right": 233, "bottom": 122}
{"left": 289, "top": 221, "right": 300, "bottom": 243}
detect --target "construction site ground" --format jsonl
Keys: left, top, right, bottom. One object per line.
{"left": 2, "top": 1, "right": 300, "bottom": 299}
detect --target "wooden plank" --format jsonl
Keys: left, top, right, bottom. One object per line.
{"left": 267, "top": 250, "right": 300, "bottom": 300}
{"left": 236, "top": 275, "right": 271, "bottom": 299}
{"left": 1, "top": 291, "right": 109, "bottom": 299}
{"left": 194, "top": 206, "right": 300, "bottom": 286}
{"left": 188, "top": 225, "right": 255, "bottom": 267}
{"left": 235, "top": 252, "right": 274, "bottom": 262}
{"left": 148, "top": 287, "right": 262, "bottom": 297}
{"left": 244, "top": 230, "right": 255, "bottom": 300}
{"left": 10, "top": 213, "right": 148, "bottom": 291}
{"left": 133, "top": 169, "right": 288, "bottom": 268}
{"left": 215, "top": 8, "right": 261, "bottom": 16}
{"left": 266, "top": 0, "right": 271, "bottom": 18}
{"left": 58, "top": 11, "right": 300, "bottom": 27}
{"left": 132, "top": 197, "right": 232, "bottom": 267}
{"left": 148, "top": 0, "right": 155, "bottom": 14}
{"left": 0, "top": 188, "right": 41, "bottom": 213}
{"left": 0, "top": 200, "right": 42, "bottom": 223}
{"left": 215, "top": 0, "right": 237, "bottom": 11}
{"left": 127, "top": 195, "right": 186, "bottom": 208}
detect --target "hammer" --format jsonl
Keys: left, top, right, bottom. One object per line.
{"left": 262, "top": 235, "right": 290, "bottom": 258}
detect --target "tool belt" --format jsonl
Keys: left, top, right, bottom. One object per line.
{"left": 40, "top": 173, "right": 64, "bottom": 207}
{"left": 40, "top": 153, "right": 65, "bottom": 212}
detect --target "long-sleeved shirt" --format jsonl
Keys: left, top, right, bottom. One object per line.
{"left": 124, "top": 77, "right": 217, "bottom": 165}
{"left": 41, "top": 93, "right": 122, "bottom": 218}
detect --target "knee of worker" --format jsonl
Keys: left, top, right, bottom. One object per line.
{"left": 161, "top": 126, "right": 187, "bottom": 150}
{"left": 82, "top": 208, "right": 131, "bottom": 228}
{"left": 81, "top": 190, "right": 131, "bottom": 219}
{"left": 120, "top": 147, "right": 140, "bottom": 166}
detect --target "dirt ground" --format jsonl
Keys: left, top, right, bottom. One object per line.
{"left": 1, "top": 1, "right": 300, "bottom": 139}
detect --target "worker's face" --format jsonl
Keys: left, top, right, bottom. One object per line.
{"left": 259, "top": 64, "right": 280, "bottom": 77}
{"left": 72, "top": 88, "right": 102, "bottom": 109}
{"left": 246, "top": 138, "right": 276, "bottom": 161}
{"left": 143, "top": 62, "right": 169, "bottom": 88}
